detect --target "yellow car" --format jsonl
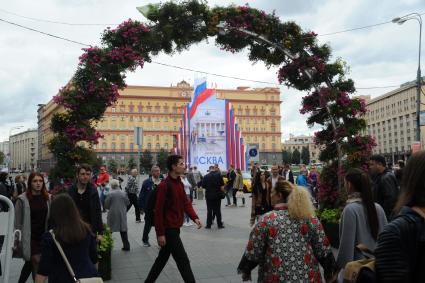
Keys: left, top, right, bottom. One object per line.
{"left": 222, "top": 172, "right": 252, "bottom": 193}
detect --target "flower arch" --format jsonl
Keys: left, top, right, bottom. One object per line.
{"left": 50, "top": 1, "right": 374, "bottom": 207}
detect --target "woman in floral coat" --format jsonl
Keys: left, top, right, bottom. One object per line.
{"left": 238, "top": 177, "right": 338, "bottom": 282}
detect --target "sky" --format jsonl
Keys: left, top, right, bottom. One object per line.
{"left": 0, "top": 0, "right": 423, "bottom": 143}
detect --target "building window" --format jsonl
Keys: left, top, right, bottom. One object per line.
{"left": 147, "top": 143, "right": 152, "bottom": 150}
{"left": 102, "top": 143, "right": 107, "bottom": 150}
{"left": 156, "top": 135, "right": 160, "bottom": 141}
{"left": 138, "top": 105, "right": 143, "bottom": 113}
{"left": 129, "top": 105, "right": 134, "bottom": 112}
{"left": 164, "top": 143, "right": 168, "bottom": 149}
{"left": 112, "top": 135, "right": 116, "bottom": 141}
{"left": 111, "top": 107, "right": 116, "bottom": 112}
{"left": 111, "top": 142, "right": 116, "bottom": 151}
{"left": 156, "top": 143, "right": 160, "bottom": 150}
{"left": 120, "top": 106, "right": 125, "bottom": 112}
{"left": 120, "top": 143, "right": 125, "bottom": 150}
{"left": 130, "top": 143, "right": 134, "bottom": 150}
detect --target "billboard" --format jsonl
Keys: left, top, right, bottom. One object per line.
{"left": 189, "top": 95, "right": 226, "bottom": 173}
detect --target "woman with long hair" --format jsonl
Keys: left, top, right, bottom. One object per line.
{"left": 250, "top": 171, "right": 272, "bottom": 226}
{"left": 239, "top": 177, "right": 338, "bottom": 282}
{"left": 35, "top": 194, "right": 99, "bottom": 282}
{"left": 14, "top": 172, "right": 51, "bottom": 282}
{"left": 375, "top": 152, "right": 425, "bottom": 282}
{"left": 336, "top": 168, "right": 387, "bottom": 275}
{"left": 233, "top": 168, "right": 245, "bottom": 207}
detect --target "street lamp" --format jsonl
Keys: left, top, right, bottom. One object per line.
{"left": 217, "top": 21, "right": 343, "bottom": 190}
{"left": 393, "top": 13, "right": 423, "bottom": 145}
{"left": 8, "top": 126, "right": 23, "bottom": 172}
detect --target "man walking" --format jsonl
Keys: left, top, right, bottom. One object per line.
{"left": 225, "top": 165, "right": 236, "bottom": 206}
{"left": 202, "top": 165, "right": 225, "bottom": 229}
{"left": 125, "top": 168, "right": 142, "bottom": 223}
{"left": 145, "top": 155, "right": 202, "bottom": 283}
{"left": 139, "top": 165, "right": 163, "bottom": 247}
{"left": 68, "top": 164, "right": 103, "bottom": 236}
{"left": 369, "top": 154, "right": 399, "bottom": 219}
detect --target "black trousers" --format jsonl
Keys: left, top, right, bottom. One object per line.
{"left": 142, "top": 214, "right": 153, "bottom": 243}
{"left": 206, "top": 199, "right": 223, "bottom": 227}
{"left": 127, "top": 193, "right": 141, "bottom": 221}
{"left": 145, "top": 229, "right": 195, "bottom": 283}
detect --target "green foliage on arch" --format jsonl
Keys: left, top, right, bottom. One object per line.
{"left": 50, "top": 1, "right": 375, "bottom": 207}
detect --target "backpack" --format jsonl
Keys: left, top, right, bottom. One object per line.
{"left": 343, "top": 244, "right": 375, "bottom": 283}
{"left": 144, "top": 179, "right": 171, "bottom": 227}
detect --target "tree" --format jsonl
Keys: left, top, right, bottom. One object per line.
{"left": 301, "top": 146, "right": 310, "bottom": 165}
{"left": 291, "top": 149, "right": 301, "bottom": 165}
{"left": 0, "top": 151, "right": 4, "bottom": 165}
{"left": 140, "top": 150, "right": 153, "bottom": 174}
{"left": 156, "top": 149, "right": 169, "bottom": 173}
{"left": 282, "top": 150, "right": 292, "bottom": 165}
{"left": 107, "top": 159, "right": 118, "bottom": 175}
{"left": 128, "top": 156, "right": 137, "bottom": 171}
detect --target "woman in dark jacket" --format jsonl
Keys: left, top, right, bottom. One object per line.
{"left": 35, "top": 194, "right": 98, "bottom": 283}
{"left": 250, "top": 171, "right": 271, "bottom": 226}
{"left": 375, "top": 151, "right": 425, "bottom": 283}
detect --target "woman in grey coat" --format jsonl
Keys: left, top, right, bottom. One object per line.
{"left": 14, "top": 172, "right": 51, "bottom": 283}
{"left": 336, "top": 168, "right": 388, "bottom": 281}
{"left": 105, "top": 179, "right": 130, "bottom": 250}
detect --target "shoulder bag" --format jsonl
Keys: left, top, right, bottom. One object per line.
{"left": 50, "top": 230, "right": 103, "bottom": 283}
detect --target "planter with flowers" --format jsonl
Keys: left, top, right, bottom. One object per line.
{"left": 317, "top": 208, "right": 341, "bottom": 248}
{"left": 97, "top": 226, "right": 113, "bottom": 281}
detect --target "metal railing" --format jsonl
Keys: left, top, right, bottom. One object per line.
{"left": 0, "top": 195, "right": 19, "bottom": 283}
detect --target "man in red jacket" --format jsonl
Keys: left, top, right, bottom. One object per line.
{"left": 145, "top": 155, "right": 202, "bottom": 283}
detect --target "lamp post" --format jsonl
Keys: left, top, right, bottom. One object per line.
{"left": 393, "top": 13, "right": 423, "bottom": 145}
{"left": 217, "top": 22, "right": 343, "bottom": 190}
{"left": 8, "top": 126, "right": 23, "bottom": 172}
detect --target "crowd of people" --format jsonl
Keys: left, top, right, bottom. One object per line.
{"left": 0, "top": 152, "right": 424, "bottom": 282}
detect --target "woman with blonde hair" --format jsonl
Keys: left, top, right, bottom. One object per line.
{"left": 238, "top": 177, "right": 338, "bottom": 282}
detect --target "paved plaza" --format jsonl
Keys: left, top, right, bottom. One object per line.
{"left": 8, "top": 191, "right": 258, "bottom": 282}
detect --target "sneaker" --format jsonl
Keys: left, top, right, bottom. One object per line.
{"left": 205, "top": 226, "right": 211, "bottom": 229}
{"left": 218, "top": 225, "right": 225, "bottom": 229}
{"left": 143, "top": 242, "right": 151, "bottom": 247}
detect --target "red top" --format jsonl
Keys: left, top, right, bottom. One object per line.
{"left": 155, "top": 176, "right": 199, "bottom": 237}
{"left": 96, "top": 172, "right": 110, "bottom": 186}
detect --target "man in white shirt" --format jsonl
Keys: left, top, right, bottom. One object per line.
{"left": 269, "top": 165, "right": 279, "bottom": 189}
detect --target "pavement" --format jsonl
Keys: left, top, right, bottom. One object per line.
{"left": 5, "top": 190, "right": 258, "bottom": 283}
{"left": 2, "top": 175, "right": 335, "bottom": 282}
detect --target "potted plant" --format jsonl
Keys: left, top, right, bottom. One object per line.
{"left": 97, "top": 226, "right": 113, "bottom": 281}
{"left": 317, "top": 208, "right": 341, "bottom": 248}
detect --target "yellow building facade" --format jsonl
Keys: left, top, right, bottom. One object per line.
{"left": 38, "top": 81, "right": 282, "bottom": 171}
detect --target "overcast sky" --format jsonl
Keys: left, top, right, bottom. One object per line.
{"left": 0, "top": 0, "right": 423, "bottom": 143}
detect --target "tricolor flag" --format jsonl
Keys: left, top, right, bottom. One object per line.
{"left": 189, "top": 78, "right": 215, "bottom": 119}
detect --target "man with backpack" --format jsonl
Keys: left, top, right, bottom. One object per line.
{"left": 145, "top": 155, "right": 202, "bottom": 283}
{"left": 139, "top": 165, "right": 163, "bottom": 247}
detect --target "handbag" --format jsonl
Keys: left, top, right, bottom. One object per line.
{"left": 236, "top": 190, "right": 245, "bottom": 198}
{"left": 343, "top": 244, "right": 376, "bottom": 283}
{"left": 50, "top": 230, "right": 104, "bottom": 283}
